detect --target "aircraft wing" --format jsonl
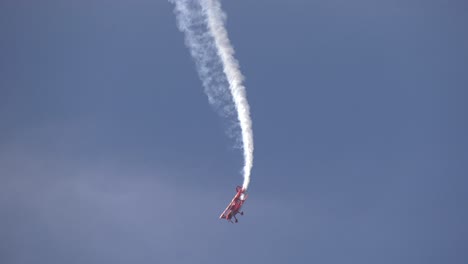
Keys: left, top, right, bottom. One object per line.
{"left": 219, "top": 194, "right": 239, "bottom": 219}
{"left": 219, "top": 204, "right": 232, "bottom": 219}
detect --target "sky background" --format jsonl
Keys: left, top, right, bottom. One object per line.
{"left": 1, "top": 0, "right": 467, "bottom": 263}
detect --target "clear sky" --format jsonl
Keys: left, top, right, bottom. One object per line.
{"left": 1, "top": 0, "right": 467, "bottom": 263}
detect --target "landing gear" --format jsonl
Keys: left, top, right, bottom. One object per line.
{"left": 240, "top": 211, "right": 244, "bottom": 216}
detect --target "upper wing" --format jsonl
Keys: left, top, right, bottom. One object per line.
{"left": 219, "top": 194, "right": 240, "bottom": 219}
{"left": 219, "top": 203, "right": 232, "bottom": 219}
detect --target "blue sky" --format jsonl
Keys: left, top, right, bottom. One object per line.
{"left": 1, "top": 0, "right": 467, "bottom": 263}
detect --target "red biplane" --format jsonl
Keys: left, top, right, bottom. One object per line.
{"left": 219, "top": 186, "right": 248, "bottom": 223}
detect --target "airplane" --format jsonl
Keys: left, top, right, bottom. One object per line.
{"left": 219, "top": 185, "right": 248, "bottom": 223}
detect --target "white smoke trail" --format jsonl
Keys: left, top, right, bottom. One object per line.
{"left": 169, "top": 0, "right": 253, "bottom": 190}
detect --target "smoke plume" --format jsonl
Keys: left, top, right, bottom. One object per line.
{"left": 169, "top": 0, "right": 253, "bottom": 190}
